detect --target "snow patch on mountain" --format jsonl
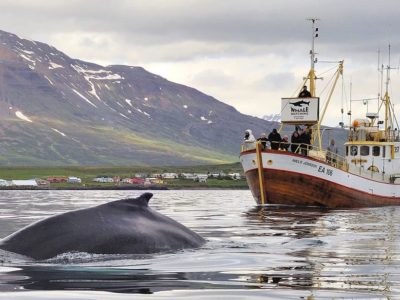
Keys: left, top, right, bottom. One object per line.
{"left": 15, "top": 111, "right": 33, "bottom": 123}
{"left": 262, "top": 114, "right": 281, "bottom": 122}
{"left": 72, "top": 89, "right": 97, "bottom": 108}
{"left": 119, "top": 113, "right": 129, "bottom": 120}
{"left": 200, "top": 115, "right": 213, "bottom": 124}
{"left": 71, "top": 65, "right": 124, "bottom": 80}
{"left": 19, "top": 53, "right": 36, "bottom": 65}
{"left": 49, "top": 61, "right": 64, "bottom": 69}
{"left": 51, "top": 128, "right": 66, "bottom": 137}
{"left": 125, "top": 99, "right": 133, "bottom": 107}
{"left": 135, "top": 108, "right": 151, "bottom": 118}
{"left": 44, "top": 75, "right": 54, "bottom": 85}
{"left": 21, "top": 49, "right": 34, "bottom": 55}
{"left": 70, "top": 64, "right": 107, "bottom": 101}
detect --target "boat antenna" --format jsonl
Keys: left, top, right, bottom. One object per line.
{"left": 377, "top": 48, "right": 383, "bottom": 115}
{"left": 349, "top": 79, "right": 352, "bottom": 128}
{"left": 381, "top": 44, "right": 400, "bottom": 139}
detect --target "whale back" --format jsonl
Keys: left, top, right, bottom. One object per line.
{"left": 0, "top": 193, "right": 205, "bottom": 260}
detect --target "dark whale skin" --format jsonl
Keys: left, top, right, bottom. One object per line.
{"left": 0, "top": 193, "right": 205, "bottom": 260}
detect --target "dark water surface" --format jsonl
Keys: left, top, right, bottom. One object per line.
{"left": 0, "top": 190, "right": 398, "bottom": 299}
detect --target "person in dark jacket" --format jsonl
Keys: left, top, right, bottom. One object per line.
{"left": 291, "top": 130, "right": 300, "bottom": 153}
{"left": 299, "top": 128, "right": 312, "bottom": 155}
{"left": 298, "top": 85, "right": 312, "bottom": 97}
{"left": 268, "top": 128, "right": 281, "bottom": 150}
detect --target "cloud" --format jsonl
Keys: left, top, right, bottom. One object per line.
{"left": 0, "top": 0, "right": 399, "bottom": 126}
{"left": 252, "top": 72, "right": 297, "bottom": 92}
{"left": 190, "top": 69, "right": 236, "bottom": 87}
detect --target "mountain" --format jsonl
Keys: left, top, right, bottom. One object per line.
{"left": 0, "top": 30, "right": 275, "bottom": 166}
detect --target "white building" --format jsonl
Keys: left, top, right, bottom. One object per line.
{"left": 93, "top": 177, "right": 114, "bottom": 183}
{"left": 68, "top": 177, "right": 82, "bottom": 183}
{"left": 161, "top": 173, "right": 178, "bottom": 179}
{"left": 0, "top": 179, "right": 11, "bottom": 186}
{"left": 195, "top": 174, "right": 208, "bottom": 182}
{"left": 228, "top": 173, "right": 241, "bottom": 180}
{"left": 180, "top": 173, "right": 197, "bottom": 180}
{"left": 11, "top": 179, "right": 38, "bottom": 187}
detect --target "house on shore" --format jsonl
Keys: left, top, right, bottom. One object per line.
{"left": 11, "top": 179, "right": 38, "bottom": 187}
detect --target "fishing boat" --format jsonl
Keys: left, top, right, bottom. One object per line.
{"left": 240, "top": 19, "right": 400, "bottom": 208}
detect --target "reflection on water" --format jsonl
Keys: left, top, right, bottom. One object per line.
{"left": 0, "top": 190, "right": 399, "bottom": 299}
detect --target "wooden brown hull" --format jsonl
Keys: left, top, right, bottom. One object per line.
{"left": 245, "top": 168, "right": 400, "bottom": 208}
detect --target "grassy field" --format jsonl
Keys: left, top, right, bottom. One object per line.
{"left": 0, "top": 163, "right": 248, "bottom": 189}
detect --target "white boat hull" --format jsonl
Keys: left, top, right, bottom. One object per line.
{"left": 240, "top": 149, "right": 400, "bottom": 207}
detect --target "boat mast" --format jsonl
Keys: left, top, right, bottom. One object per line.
{"left": 381, "top": 44, "right": 398, "bottom": 141}
{"left": 307, "top": 18, "right": 322, "bottom": 149}
{"left": 308, "top": 18, "right": 319, "bottom": 96}
{"left": 384, "top": 44, "right": 391, "bottom": 137}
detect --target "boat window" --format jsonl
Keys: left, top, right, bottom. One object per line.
{"left": 372, "top": 146, "right": 380, "bottom": 156}
{"left": 360, "top": 146, "right": 370, "bottom": 156}
{"left": 346, "top": 146, "right": 349, "bottom": 156}
{"left": 350, "top": 145, "right": 358, "bottom": 156}
{"left": 383, "top": 146, "right": 386, "bottom": 158}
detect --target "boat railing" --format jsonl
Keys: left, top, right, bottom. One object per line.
{"left": 348, "top": 128, "right": 400, "bottom": 143}
{"left": 241, "top": 141, "right": 258, "bottom": 152}
{"left": 241, "top": 141, "right": 349, "bottom": 171}
{"left": 290, "top": 142, "right": 349, "bottom": 171}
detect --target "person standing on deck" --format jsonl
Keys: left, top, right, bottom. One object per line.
{"left": 291, "top": 130, "right": 300, "bottom": 153}
{"left": 298, "top": 85, "right": 312, "bottom": 97}
{"left": 326, "top": 139, "right": 338, "bottom": 165}
{"left": 257, "top": 133, "right": 270, "bottom": 149}
{"left": 280, "top": 135, "right": 290, "bottom": 151}
{"left": 244, "top": 129, "right": 256, "bottom": 142}
{"left": 299, "top": 128, "right": 311, "bottom": 156}
{"left": 268, "top": 129, "right": 282, "bottom": 150}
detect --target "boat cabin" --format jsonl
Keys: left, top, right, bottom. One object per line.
{"left": 344, "top": 117, "right": 400, "bottom": 178}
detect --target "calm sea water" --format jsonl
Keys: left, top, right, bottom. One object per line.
{"left": 0, "top": 190, "right": 399, "bottom": 299}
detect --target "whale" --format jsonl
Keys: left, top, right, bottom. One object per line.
{"left": 0, "top": 193, "right": 205, "bottom": 260}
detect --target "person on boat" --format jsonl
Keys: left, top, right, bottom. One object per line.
{"left": 257, "top": 133, "right": 270, "bottom": 149}
{"left": 299, "top": 128, "right": 311, "bottom": 156}
{"left": 244, "top": 129, "right": 256, "bottom": 142}
{"left": 298, "top": 85, "right": 312, "bottom": 98}
{"left": 326, "top": 139, "right": 338, "bottom": 165}
{"left": 268, "top": 129, "right": 282, "bottom": 150}
{"left": 291, "top": 130, "right": 300, "bottom": 153}
{"left": 280, "top": 135, "right": 290, "bottom": 151}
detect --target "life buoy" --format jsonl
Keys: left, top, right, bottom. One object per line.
{"left": 367, "top": 165, "right": 379, "bottom": 173}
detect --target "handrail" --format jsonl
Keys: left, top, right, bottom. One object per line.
{"left": 241, "top": 141, "right": 349, "bottom": 171}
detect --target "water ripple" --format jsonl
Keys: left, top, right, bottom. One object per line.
{"left": 0, "top": 190, "right": 398, "bottom": 299}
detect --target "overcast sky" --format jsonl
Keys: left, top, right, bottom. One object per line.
{"left": 1, "top": 0, "right": 400, "bottom": 126}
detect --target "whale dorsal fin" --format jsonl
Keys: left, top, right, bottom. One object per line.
{"left": 103, "top": 193, "right": 154, "bottom": 209}
{"left": 123, "top": 192, "right": 153, "bottom": 207}
{"left": 137, "top": 192, "right": 153, "bottom": 204}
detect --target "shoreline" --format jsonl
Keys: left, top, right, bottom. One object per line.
{"left": 0, "top": 185, "right": 249, "bottom": 191}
